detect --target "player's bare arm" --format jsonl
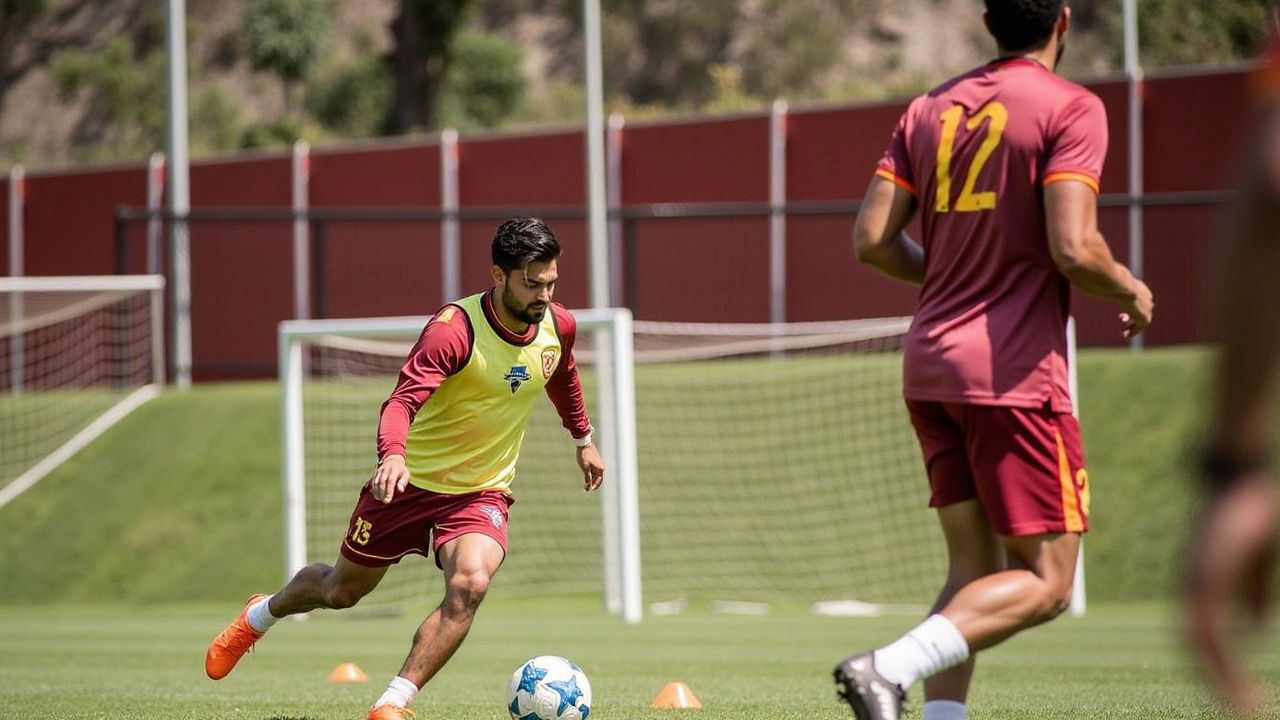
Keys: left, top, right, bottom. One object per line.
{"left": 852, "top": 175, "right": 925, "bottom": 285}
{"left": 1044, "top": 179, "right": 1154, "bottom": 337}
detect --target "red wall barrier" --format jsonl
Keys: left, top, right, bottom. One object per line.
{"left": 0, "top": 64, "right": 1257, "bottom": 378}
{"left": 310, "top": 141, "right": 444, "bottom": 320}
{"left": 23, "top": 165, "right": 149, "bottom": 276}
{"left": 459, "top": 130, "right": 591, "bottom": 310}
{"left": 187, "top": 155, "right": 294, "bottom": 378}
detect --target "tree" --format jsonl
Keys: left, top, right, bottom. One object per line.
{"left": 242, "top": 0, "right": 331, "bottom": 116}
{"left": 557, "top": 0, "right": 867, "bottom": 110}
{"left": 1102, "top": 0, "right": 1274, "bottom": 68}
{"left": 49, "top": 36, "right": 167, "bottom": 162}
{"left": 597, "top": 0, "right": 741, "bottom": 108}
{"left": 308, "top": 55, "right": 394, "bottom": 138}
{"left": 0, "top": 0, "right": 51, "bottom": 103}
{"left": 436, "top": 31, "right": 527, "bottom": 129}
{"left": 739, "top": 0, "right": 864, "bottom": 102}
{"left": 388, "top": 0, "right": 473, "bottom": 133}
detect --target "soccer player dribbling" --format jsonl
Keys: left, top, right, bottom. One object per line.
{"left": 832, "top": 2, "right": 1153, "bottom": 720}
{"left": 1183, "top": 30, "right": 1280, "bottom": 719}
{"left": 205, "top": 217, "right": 605, "bottom": 720}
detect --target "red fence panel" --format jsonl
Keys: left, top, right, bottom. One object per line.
{"left": 460, "top": 129, "right": 591, "bottom": 309}
{"left": 23, "top": 165, "right": 148, "bottom": 276}
{"left": 311, "top": 141, "right": 444, "bottom": 319}
{"left": 2, "top": 64, "right": 1263, "bottom": 378}
{"left": 188, "top": 154, "right": 293, "bottom": 379}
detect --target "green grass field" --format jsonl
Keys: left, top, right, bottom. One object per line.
{"left": 2, "top": 345, "right": 1279, "bottom": 719}
{"left": 1, "top": 599, "right": 1273, "bottom": 720}
{"left": 0, "top": 346, "right": 1223, "bottom": 606}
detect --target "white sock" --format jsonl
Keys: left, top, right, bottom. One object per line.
{"left": 373, "top": 676, "right": 419, "bottom": 709}
{"left": 872, "top": 614, "right": 970, "bottom": 689}
{"left": 245, "top": 595, "right": 281, "bottom": 633}
{"left": 923, "top": 699, "right": 968, "bottom": 720}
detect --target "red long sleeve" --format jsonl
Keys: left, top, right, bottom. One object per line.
{"left": 376, "top": 306, "right": 471, "bottom": 459}
{"left": 546, "top": 304, "right": 592, "bottom": 439}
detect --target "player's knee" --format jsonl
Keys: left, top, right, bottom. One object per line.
{"left": 1030, "top": 580, "right": 1073, "bottom": 623}
{"left": 445, "top": 569, "right": 492, "bottom": 609}
{"left": 324, "top": 581, "right": 370, "bottom": 610}
{"left": 1055, "top": 583, "right": 1074, "bottom": 615}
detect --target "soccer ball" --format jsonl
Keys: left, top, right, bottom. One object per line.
{"left": 506, "top": 655, "right": 593, "bottom": 720}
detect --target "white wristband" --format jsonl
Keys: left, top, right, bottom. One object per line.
{"left": 574, "top": 428, "right": 594, "bottom": 447}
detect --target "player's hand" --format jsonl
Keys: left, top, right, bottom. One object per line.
{"left": 370, "top": 453, "right": 410, "bottom": 503}
{"left": 1183, "top": 473, "right": 1278, "bottom": 718}
{"left": 576, "top": 444, "right": 604, "bottom": 492}
{"left": 1119, "top": 279, "right": 1154, "bottom": 338}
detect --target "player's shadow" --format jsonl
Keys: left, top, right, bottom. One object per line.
{"left": 266, "top": 716, "right": 322, "bottom": 720}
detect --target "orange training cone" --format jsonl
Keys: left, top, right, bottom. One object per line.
{"left": 651, "top": 681, "right": 702, "bottom": 709}
{"left": 327, "top": 662, "right": 369, "bottom": 683}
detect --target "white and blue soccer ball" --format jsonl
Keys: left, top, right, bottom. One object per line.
{"left": 506, "top": 655, "right": 593, "bottom": 720}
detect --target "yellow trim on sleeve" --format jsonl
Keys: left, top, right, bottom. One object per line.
{"left": 875, "top": 167, "right": 917, "bottom": 195}
{"left": 1043, "top": 172, "right": 1100, "bottom": 194}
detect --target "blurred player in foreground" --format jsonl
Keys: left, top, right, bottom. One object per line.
{"left": 833, "top": 1, "right": 1153, "bottom": 719}
{"left": 205, "top": 217, "right": 604, "bottom": 720}
{"left": 1183, "top": 33, "right": 1280, "bottom": 719}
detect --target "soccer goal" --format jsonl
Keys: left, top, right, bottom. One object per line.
{"left": 0, "top": 275, "right": 166, "bottom": 510}
{"left": 279, "top": 309, "right": 641, "bottom": 622}
{"left": 280, "top": 312, "right": 1084, "bottom": 622}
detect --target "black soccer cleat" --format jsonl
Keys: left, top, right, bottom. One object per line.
{"left": 833, "top": 652, "right": 905, "bottom": 720}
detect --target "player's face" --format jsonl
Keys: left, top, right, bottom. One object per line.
{"left": 500, "top": 260, "right": 558, "bottom": 325}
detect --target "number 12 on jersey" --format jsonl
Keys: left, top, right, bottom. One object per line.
{"left": 935, "top": 101, "right": 1008, "bottom": 213}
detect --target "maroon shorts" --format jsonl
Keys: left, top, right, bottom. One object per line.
{"left": 906, "top": 399, "right": 1090, "bottom": 536}
{"left": 339, "top": 484, "right": 514, "bottom": 569}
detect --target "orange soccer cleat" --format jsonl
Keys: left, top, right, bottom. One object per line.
{"left": 205, "top": 594, "right": 267, "bottom": 680}
{"left": 367, "top": 704, "right": 416, "bottom": 720}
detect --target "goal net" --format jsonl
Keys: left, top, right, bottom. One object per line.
{"left": 281, "top": 311, "right": 964, "bottom": 620}
{"left": 0, "top": 275, "right": 166, "bottom": 509}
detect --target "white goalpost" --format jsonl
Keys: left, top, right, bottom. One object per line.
{"left": 279, "top": 311, "right": 1084, "bottom": 622}
{"left": 279, "top": 308, "right": 642, "bottom": 623}
{"left": 0, "top": 274, "right": 166, "bottom": 510}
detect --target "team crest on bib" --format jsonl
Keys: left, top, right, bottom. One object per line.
{"left": 541, "top": 348, "right": 560, "bottom": 379}
{"left": 479, "top": 505, "right": 504, "bottom": 529}
{"left": 504, "top": 365, "right": 532, "bottom": 393}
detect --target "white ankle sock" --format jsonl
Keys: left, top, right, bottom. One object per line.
{"left": 923, "top": 699, "right": 968, "bottom": 720}
{"left": 245, "top": 595, "right": 280, "bottom": 633}
{"left": 374, "top": 676, "right": 419, "bottom": 709}
{"left": 872, "top": 614, "right": 970, "bottom": 689}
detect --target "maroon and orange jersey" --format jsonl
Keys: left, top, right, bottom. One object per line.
{"left": 875, "top": 58, "right": 1108, "bottom": 411}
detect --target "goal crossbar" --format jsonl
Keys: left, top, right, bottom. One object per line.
{"left": 277, "top": 311, "right": 1083, "bottom": 622}
{"left": 278, "top": 308, "right": 642, "bottom": 623}
{"left": 0, "top": 274, "right": 166, "bottom": 509}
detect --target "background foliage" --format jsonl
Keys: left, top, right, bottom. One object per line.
{"left": 2, "top": 0, "right": 1277, "bottom": 167}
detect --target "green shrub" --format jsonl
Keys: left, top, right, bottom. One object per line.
{"left": 307, "top": 55, "right": 393, "bottom": 138}
{"left": 436, "top": 31, "right": 527, "bottom": 130}
{"left": 190, "top": 84, "right": 244, "bottom": 153}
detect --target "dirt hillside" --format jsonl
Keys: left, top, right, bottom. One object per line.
{"left": 0, "top": 0, "right": 1116, "bottom": 172}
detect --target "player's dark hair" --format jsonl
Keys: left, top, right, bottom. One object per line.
{"left": 984, "top": 0, "right": 1065, "bottom": 52}
{"left": 491, "top": 216, "right": 562, "bottom": 273}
